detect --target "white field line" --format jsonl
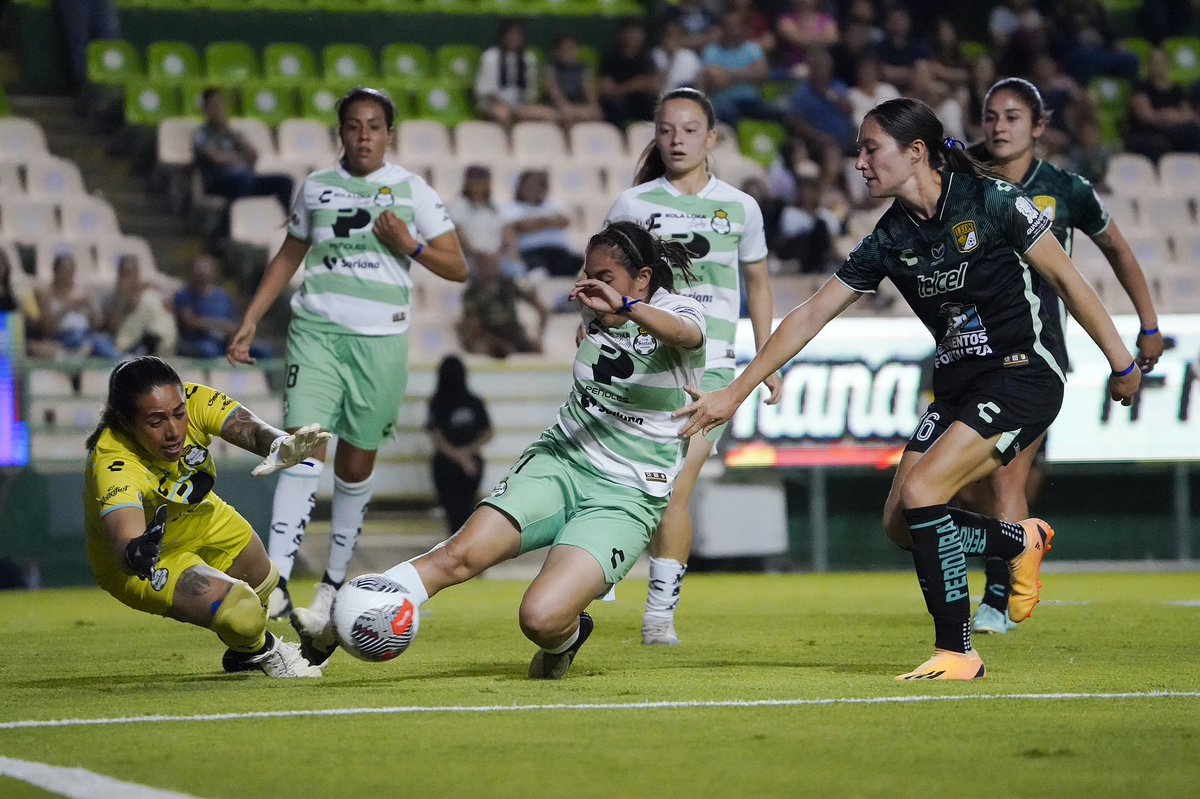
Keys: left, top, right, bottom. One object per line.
{"left": 1, "top": 691, "right": 1197, "bottom": 732}
{"left": 0, "top": 756, "right": 202, "bottom": 799}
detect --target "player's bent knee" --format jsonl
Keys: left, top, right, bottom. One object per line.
{"left": 211, "top": 580, "right": 268, "bottom": 652}
{"left": 517, "top": 599, "right": 571, "bottom": 645}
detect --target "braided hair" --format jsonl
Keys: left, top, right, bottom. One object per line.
{"left": 85, "top": 356, "right": 183, "bottom": 451}
{"left": 586, "top": 219, "right": 696, "bottom": 298}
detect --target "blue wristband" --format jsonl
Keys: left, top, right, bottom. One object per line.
{"left": 617, "top": 296, "right": 642, "bottom": 315}
{"left": 410, "top": 243, "right": 424, "bottom": 259}
{"left": 1112, "top": 361, "right": 1136, "bottom": 377}
{"left": 1140, "top": 326, "right": 1159, "bottom": 337}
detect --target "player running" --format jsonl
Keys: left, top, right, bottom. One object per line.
{"left": 84, "top": 356, "right": 330, "bottom": 677}
{"left": 677, "top": 98, "right": 1141, "bottom": 680}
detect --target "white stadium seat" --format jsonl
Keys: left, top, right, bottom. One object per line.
{"left": 278, "top": 118, "right": 335, "bottom": 171}
{"left": 229, "top": 117, "right": 277, "bottom": 160}
{"left": 454, "top": 120, "right": 509, "bottom": 161}
{"left": 229, "top": 196, "right": 288, "bottom": 252}
{"left": 24, "top": 156, "right": 85, "bottom": 200}
{"left": 1106, "top": 153, "right": 1160, "bottom": 196}
{"left": 569, "top": 121, "right": 627, "bottom": 165}
{"left": 1157, "top": 153, "right": 1200, "bottom": 196}
{"left": 157, "top": 117, "right": 198, "bottom": 167}
{"left": 0, "top": 199, "right": 59, "bottom": 245}
{"left": 396, "top": 119, "right": 453, "bottom": 165}
{"left": 1135, "top": 195, "right": 1195, "bottom": 232}
{"left": 60, "top": 196, "right": 121, "bottom": 243}
{"left": 0, "top": 118, "right": 49, "bottom": 162}
{"left": 511, "top": 121, "right": 567, "bottom": 161}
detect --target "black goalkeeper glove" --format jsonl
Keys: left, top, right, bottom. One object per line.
{"left": 124, "top": 504, "right": 169, "bottom": 580}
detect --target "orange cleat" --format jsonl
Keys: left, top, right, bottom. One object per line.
{"left": 1008, "top": 518, "right": 1055, "bottom": 623}
{"left": 895, "top": 649, "right": 987, "bottom": 681}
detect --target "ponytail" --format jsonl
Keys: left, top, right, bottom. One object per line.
{"left": 586, "top": 219, "right": 696, "bottom": 296}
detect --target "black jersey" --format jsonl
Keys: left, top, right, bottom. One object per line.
{"left": 836, "top": 171, "right": 1061, "bottom": 398}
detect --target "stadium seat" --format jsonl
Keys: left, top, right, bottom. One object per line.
{"left": 550, "top": 162, "right": 605, "bottom": 201}
{"left": 263, "top": 43, "right": 318, "bottom": 85}
{"left": 27, "top": 368, "right": 75, "bottom": 397}
{"left": 625, "top": 119, "right": 654, "bottom": 158}
{"left": 412, "top": 81, "right": 473, "bottom": 127}
{"left": 95, "top": 235, "right": 162, "bottom": 281}
{"left": 206, "top": 367, "right": 271, "bottom": 397}
{"left": 1089, "top": 77, "right": 1130, "bottom": 147}
{"left": 1106, "top": 153, "right": 1159, "bottom": 196}
{"left": 0, "top": 199, "right": 59, "bottom": 246}
{"left": 204, "top": 42, "right": 259, "bottom": 83}
{"left": 1157, "top": 264, "right": 1200, "bottom": 312}
{"left": 179, "top": 80, "right": 237, "bottom": 119}
{"left": 381, "top": 43, "right": 434, "bottom": 81}
{"left": 0, "top": 161, "right": 21, "bottom": 195}
{"left": 568, "top": 120, "right": 626, "bottom": 165}
{"left": 435, "top": 44, "right": 482, "bottom": 87}
{"left": 146, "top": 41, "right": 202, "bottom": 82}
{"left": 1164, "top": 36, "right": 1200, "bottom": 86}
{"left": 1103, "top": 193, "right": 1140, "bottom": 232}
{"left": 712, "top": 153, "right": 766, "bottom": 190}
{"left": 1122, "top": 231, "right": 1173, "bottom": 269}
{"left": 395, "top": 119, "right": 453, "bottom": 165}
{"left": 1136, "top": 195, "right": 1195, "bottom": 232}
{"left": 0, "top": 118, "right": 49, "bottom": 161}
{"left": 1069, "top": 232, "right": 1110, "bottom": 284}
{"left": 156, "top": 116, "right": 199, "bottom": 167}
{"left": 240, "top": 81, "right": 300, "bottom": 128}
{"left": 511, "top": 121, "right": 567, "bottom": 162}
{"left": 737, "top": 119, "right": 787, "bottom": 168}
{"left": 278, "top": 118, "right": 335, "bottom": 171}
{"left": 322, "top": 44, "right": 376, "bottom": 82}
{"left": 34, "top": 240, "right": 97, "bottom": 285}
{"left": 297, "top": 81, "right": 354, "bottom": 122}
{"left": 1119, "top": 37, "right": 1153, "bottom": 76}
{"left": 124, "top": 81, "right": 183, "bottom": 127}
{"left": 1156, "top": 153, "right": 1200, "bottom": 197}
{"left": 24, "top": 157, "right": 86, "bottom": 200}
{"left": 1170, "top": 230, "right": 1200, "bottom": 264}
{"left": 60, "top": 196, "right": 122, "bottom": 245}
{"left": 229, "top": 196, "right": 288, "bottom": 252}
{"left": 455, "top": 120, "right": 509, "bottom": 161}
{"left": 86, "top": 39, "right": 143, "bottom": 86}
{"left": 229, "top": 117, "right": 277, "bottom": 159}
{"left": 79, "top": 368, "right": 110, "bottom": 396}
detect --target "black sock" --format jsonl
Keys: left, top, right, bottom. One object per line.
{"left": 981, "top": 556, "right": 1011, "bottom": 611}
{"left": 946, "top": 508, "right": 1025, "bottom": 560}
{"left": 321, "top": 573, "right": 344, "bottom": 590}
{"left": 904, "top": 505, "right": 971, "bottom": 654}
{"left": 277, "top": 575, "right": 289, "bottom": 590}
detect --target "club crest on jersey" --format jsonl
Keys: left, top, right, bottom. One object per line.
{"left": 182, "top": 445, "right": 209, "bottom": 468}
{"left": 490, "top": 480, "right": 508, "bottom": 497}
{"left": 899, "top": 249, "right": 918, "bottom": 268}
{"left": 374, "top": 186, "right": 395, "bottom": 206}
{"left": 953, "top": 221, "right": 979, "bottom": 253}
{"left": 633, "top": 328, "right": 658, "bottom": 355}
{"left": 1032, "top": 195, "right": 1056, "bottom": 221}
{"left": 710, "top": 209, "right": 732, "bottom": 234}
{"left": 150, "top": 567, "right": 169, "bottom": 591}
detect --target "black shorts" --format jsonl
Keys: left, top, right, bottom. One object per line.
{"left": 905, "top": 366, "right": 1065, "bottom": 466}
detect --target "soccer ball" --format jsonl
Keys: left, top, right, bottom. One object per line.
{"left": 332, "top": 574, "right": 420, "bottom": 662}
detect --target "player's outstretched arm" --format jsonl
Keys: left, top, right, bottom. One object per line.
{"left": 1091, "top": 221, "right": 1163, "bottom": 372}
{"left": 219, "top": 406, "right": 331, "bottom": 473}
{"left": 227, "top": 235, "right": 309, "bottom": 365}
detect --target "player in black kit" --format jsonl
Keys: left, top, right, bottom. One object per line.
{"left": 677, "top": 98, "right": 1141, "bottom": 680}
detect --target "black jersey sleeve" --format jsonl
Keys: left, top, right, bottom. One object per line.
{"left": 1068, "top": 173, "right": 1110, "bottom": 238}
{"left": 987, "top": 179, "right": 1053, "bottom": 254}
{"left": 834, "top": 231, "right": 887, "bottom": 293}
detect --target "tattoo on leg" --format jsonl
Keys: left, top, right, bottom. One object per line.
{"left": 177, "top": 570, "right": 213, "bottom": 597}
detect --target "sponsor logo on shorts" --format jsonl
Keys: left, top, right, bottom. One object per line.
{"left": 644, "top": 471, "right": 668, "bottom": 483}
{"left": 392, "top": 311, "right": 406, "bottom": 322}
{"left": 1003, "top": 353, "right": 1029, "bottom": 368}
{"left": 953, "top": 221, "right": 979, "bottom": 253}
{"left": 150, "top": 567, "right": 168, "bottom": 591}
{"left": 490, "top": 480, "right": 508, "bottom": 497}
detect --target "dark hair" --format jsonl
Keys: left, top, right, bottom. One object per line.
{"left": 85, "top": 356, "right": 183, "bottom": 451}
{"left": 633, "top": 87, "right": 718, "bottom": 185}
{"left": 430, "top": 354, "right": 471, "bottom": 411}
{"left": 337, "top": 87, "right": 397, "bottom": 130}
{"left": 201, "top": 86, "right": 223, "bottom": 105}
{"left": 864, "top": 97, "right": 999, "bottom": 178}
{"left": 983, "top": 77, "right": 1050, "bottom": 127}
{"left": 586, "top": 219, "right": 696, "bottom": 298}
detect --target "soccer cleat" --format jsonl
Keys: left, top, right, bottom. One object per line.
{"left": 528, "top": 613, "right": 594, "bottom": 680}
{"left": 221, "top": 648, "right": 260, "bottom": 673}
{"left": 895, "top": 649, "right": 987, "bottom": 681}
{"left": 267, "top": 585, "right": 293, "bottom": 620}
{"left": 290, "top": 610, "right": 338, "bottom": 669}
{"left": 222, "top": 633, "right": 322, "bottom": 678}
{"left": 972, "top": 603, "right": 1017, "bottom": 635}
{"left": 641, "top": 615, "right": 680, "bottom": 646}
{"left": 1008, "top": 518, "right": 1055, "bottom": 623}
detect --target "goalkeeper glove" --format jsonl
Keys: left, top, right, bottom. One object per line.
{"left": 124, "top": 504, "right": 169, "bottom": 580}
{"left": 252, "top": 423, "right": 332, "bottom": 477}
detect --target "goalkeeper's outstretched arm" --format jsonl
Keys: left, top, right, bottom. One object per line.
{"left": 220, "top": 407, "right": 333, "bottom": 477}
{"left": 220, "top": 405, "right": 289, "bottom": 458}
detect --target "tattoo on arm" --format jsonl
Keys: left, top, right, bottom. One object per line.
{"left": 1092, "top": 230, "right": 1118, "bottom": 255}
{"left": 220, "top": 406, "right": 284, "bottom": 457}
{"left": 177, "top": 569, "right": 213, "bottom": 597}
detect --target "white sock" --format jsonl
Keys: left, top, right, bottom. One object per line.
{"left": 268, "top": 459, "right": 323, "bottom": 581}
{"left": 644, "top": 557, "right": 687, "bottom": 618}
{"left": 326, "top": 473, "right": 373, "bottom": 585}
{"left": 545, "top": 625, "right": 580, "bottom": 654}
{"left": 383, "top": 560, "right": 429, "bottom": 605}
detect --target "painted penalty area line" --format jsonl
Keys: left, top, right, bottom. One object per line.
{"left": 0, "top": 756, "right": 202, "bottom": 799}
{"left": 2, "top": 691, "right": 1198, "bottom": 731}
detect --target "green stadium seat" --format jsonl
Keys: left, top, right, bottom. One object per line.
{"left": 575, "top": 45, "right": 600, "bottom": 72}
{"left": 435, "top": 44, "right": 482, "bottom": 87}
{"left": 241, "top": 81, "right": 300, "bottom": 127}
{"left": 181, "top": 81, "right": 239, "bottom": 118}
{"left": 1089, "top": 77, "right": 1130, "bottom": 148}
{"left": 1164, "top": 36, "right": 1200, "bottom": 86}
{"left": 412, "top": 80, "right": 474, "bottom": 127}
{"left": 379, "top": 82, "right": 417, "bottom": 120}
{"left": 124, "top": 81, "right": 183, "bottom": 127}
{"left": 322, "top": 44, "right": 377, "bottom": 82}
{"left": 146, "top": 41, "right": 202, "bottom": 81}
{"left": 423, "top": 0, "right": 482, "bottom": 12}
{"left": 362, "top": 0, "right": 424, "bottom": 10}
{"left": 542, "top": 0, "right": 601, "bottom": 14}
{"left": 478, "top": 0, "right": 539, "bottom": 12}
{"left": 86, "top": 40, "right": 143, "bottom": 86}
{"left": 263, "top": 43, "right": 318, "bottom": 85}
{"left": 737, "top": 119, "right": 786, "bottom": 168}
{"left": 381, "top": 43, "right": 434, "bottom": 82}
{"left": 204, "top": 41, "right": 260, "bottom": 83}
{"left": 298, "top": 81, "right": 355, "bottom": 122}
{"left": 1120, "top": 37, "right": 1153, "bottom": 77}
{"left": 958, "top": 40, "right": 987, "bottom": 62}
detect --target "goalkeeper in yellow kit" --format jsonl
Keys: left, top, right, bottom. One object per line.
{"left": 83, "top": 356, "right": 331, "bottom": 677}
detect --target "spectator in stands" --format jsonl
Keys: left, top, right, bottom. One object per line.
{"left": 659, "top": 0, "right": 720, "bottom": 53}
{"left": 909, "top": 60, "right": 967, "bottom": 143}
{"left": 774, "top": 0, "right": 839, "bottom": 76}
{"left": 599, "top": 18, "right": 662, "bottom": 128}
{"left": 653, "top": 19, "right": 704, "bottom": 92}
{"left": 0, "top": 249, "right": 35, "bottom": 318}
{"left": 784, "top": 47, "right": 857, "bottom": 154}
{"left": 474, "top": 19, "right": 558, "bottom": 128}
{"left": 1047, "top": 0, "right": 1139, "bottom": 86}
{"left": 1030, "top": 53, "right": 1088, "bottom": 156}
{"left": 55, "top": 0, "right": 119, "bottom": 94}
{"left": 988, "top": 0, "right": 1044, "bottom": 54}
{"left": 766, "top": 136, "right": 821, "bottom": 205}
{"left": 848, "top": 53, "right": 900, "bottom": 130}
{"left": 776, "top": 178, "right": 837, "bottom": 274}
{"left": 929, "top": 18, "right": 970, "bottom": 90}
{"left": 1063, "top": 118, "right": 1113, "bottom": 191}
{"left": 830, "top": 18, "right": 877, "bottom": 87}
{"left": 101, "top": 254, "right": 177, "bottom": 356}
{"left": 1125, "top": 48, "right": 1200, "bottom": 163}
{"left": 447, "top": 165, "right": 523, "bottom": 279}
{"left": 174, "top": 254, "right": 263, "bottom": 359}
{"left": 875, "top": 5, "right": 931, "bottom": 90}
{"left": 728, "top": 0, "right": 776, "bottom": 58}
{"left": 193, "top": 88, "right": 294, "bottom": 215}
{"left": 964, "top": 55, "right": 998, "bottom": 143}
{"left": 543, "top": 33, "right": 604, "bottom": 129}
{"left": 426, "top": 355, "right": 493, "bottom": 538}
{"left": 503, "top": 169, "right": 581, "bottom": 278}
{"left": 33, "top": 253, "right": 119, "bottom": 358}
{"left": 700, "top": 13, "right": 780, "bottom": 126}
{"left": 456, "top": 251, "right": 547, "bottom": 359}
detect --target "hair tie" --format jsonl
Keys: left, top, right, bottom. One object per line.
{"left": 943, "top": 137, "right": 965, "bottom": 150}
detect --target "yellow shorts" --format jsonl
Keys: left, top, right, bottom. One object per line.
{"left": 90, "top": 495, "right": 256, "bottom": 616}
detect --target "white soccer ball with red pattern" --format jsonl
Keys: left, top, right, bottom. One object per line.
{"left": 332, "top": 574, "right": 420, "bottom": 662}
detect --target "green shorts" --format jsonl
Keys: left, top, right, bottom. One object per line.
{"left": 480, "top": 430, "right": 668, "bottom": 585}
{"left": 700, "top": 367, "right": 735, "bottom": 443}
{"left": 283, "top": 320, "right": 409, "bottom": 451}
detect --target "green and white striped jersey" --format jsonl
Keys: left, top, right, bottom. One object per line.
{"left": 606, "top": 176, "right": 767, "bottom": 371}
{"left": 287, "top": 161, "right": 454, "bottom": 335}
{"left": 555, "top": 288, "right": 706, "bottom": 497}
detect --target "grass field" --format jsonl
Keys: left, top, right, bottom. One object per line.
{"left": 1, "top": 571, "right": 1198, "bottom": 798}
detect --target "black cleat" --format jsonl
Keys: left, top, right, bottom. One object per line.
{"left": 528, "top": 612, "right": 594, "bottom": 680}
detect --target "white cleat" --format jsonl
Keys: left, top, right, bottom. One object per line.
{"left": 972, "top": 603, "right": 1017, "bottom": 635}
{"left": 267, "top": 585, "right": 293, "bottom": 620}
{"left": 641, "top": 615, "right": 679, "bottom": 646}
{"left": 252, "top": 635, "right": 323, "bottom": 678}
{"left": 291, "top": 582, "right": 336, "bottom": 635}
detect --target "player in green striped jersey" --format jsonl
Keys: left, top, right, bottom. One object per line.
{"left": 963, "top": 78, "right": 1163, "bottom": 636}
{"left": 607, "top": 87, "right": 782, "bottom": 646}
{"left": 679, "top": 98, "right": 1140, "bottom": 680}
{"left": 380, "top": 220, "right": 707, "bottom": 679}
{"left": 227, "top": 88, "right": 468, "bottom": 664}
